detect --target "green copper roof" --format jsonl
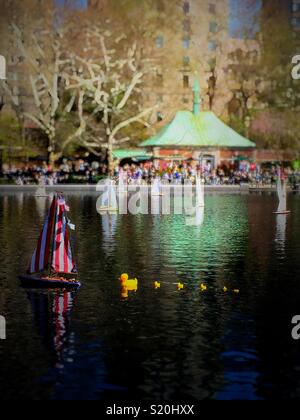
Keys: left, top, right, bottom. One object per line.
{"left": 113, "top": 149, "right": 152, "bottom": 160}
{"left": 141, "top": 111, "right": 256, "bottom": 149}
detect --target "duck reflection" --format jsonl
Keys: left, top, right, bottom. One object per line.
{"left": 26, "top": 290, "right": 76, "bottom": 369}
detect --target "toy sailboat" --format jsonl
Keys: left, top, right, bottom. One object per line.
{"left": 151, "top": 178, "right": 163, "bottom": 196}
{"left": 35, "top": 185, "right": 47, "bottom": 197}
{"left": 274, "top": 169, "right": 290, "bottom": 215}
{"left": 20, "top": 194, "right": 81, "bottom": 289}
{"left": 35, "top": 178, "right": 47, "bottom": 197}
{"left": 118, "top": 170, "right": 128, "bottom": 195}
{"left": 196, "top": 175, "right": 205, "bottom": 208}
{"left": 97, "top": 179, "right": 118, "bottom": 213}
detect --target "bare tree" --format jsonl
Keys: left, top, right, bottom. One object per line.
{"left": 11, "top": 21, "right": 79, "bottom": 164}
{"left": 64, "top": 24, "right": 156, "bottom": 173}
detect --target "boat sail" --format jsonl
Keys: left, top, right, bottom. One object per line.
{"left": 151, "top": 178, "right": 163, "bottom": 196}
{"left": 20, "top": 194, "right": 80, "bottom": 288}
{"left": 97, "top": 179, "right": 118, "bottom": 213}
{"left": 35, "top": 178, "right": 47, "bottom": 198}
{"left": 118, "top": 169, "right": 128, "bottom": 194}
{"left": 196, "top": 176, "right": 205, "bottom": 208}
{"left": 274, "top": 169, "right": 290, "bottom": 215}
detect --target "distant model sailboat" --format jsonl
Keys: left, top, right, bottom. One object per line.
{"left": 97, "top": 179, "right": 118, "bottom": 213}
{"left": 151, "top": 178, "right": 163, "bottom": 197}
{"left": 274, "top": 169, "right": 290, "bottom": 215}
{"left": 35, "top": 177, "right": 47, "bottom": 198}
{"left": 196, "top": 175, "right": 205, "bottom": 208}
{"left": 118, "top": 170, "right": 128, "bottom": 194}
{"left": 20, "top": 194, "right": 81, "bottom": 289}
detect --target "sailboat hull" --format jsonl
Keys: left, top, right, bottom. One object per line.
{"left": 19, "top": 275, "right": 81, "bottom": 289}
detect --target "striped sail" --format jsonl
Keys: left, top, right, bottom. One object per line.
{"left": 29, "top": 196, "right": 57, "bottom": 274}
{"left": 51, "top": 196, "right": 76, "bottom": 274}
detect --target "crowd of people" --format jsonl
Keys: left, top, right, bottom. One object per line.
{"left": 116, "top": 161, "right": 300, "bottom": 189}
{"left": 1, "top": 158, "right": 300, "bottom": 188}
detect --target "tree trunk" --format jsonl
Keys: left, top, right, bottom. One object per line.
{"left": 17, "top": 113, "right": 27, "bottom": 163}
{"left": 107, "top": 135, "right": 114, "bottom": 176}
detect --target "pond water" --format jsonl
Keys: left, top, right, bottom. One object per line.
{"left": 1, "top": 191, "right": 300, "bottom": 400}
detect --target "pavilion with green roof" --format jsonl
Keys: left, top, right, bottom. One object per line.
{"left": 140, "top": 80, "right": 256, "bottom": 167}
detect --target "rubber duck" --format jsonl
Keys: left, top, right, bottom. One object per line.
{"left": 120, "top": 274, "right": 138, "bottom": 291}
{"left": 154, "top": 281, "right": 161, "bottom": 289}
{"left": 223, "top": 287, "right": 228, "bottom": 293}
{"left": 233, "top": 289, "right": 240, "bottom": 294}
{"left": 177, "top": 283, "right": 184, "bottom": 291}
{"left": 200, "top": 283, "right": 207, "bottom": 292}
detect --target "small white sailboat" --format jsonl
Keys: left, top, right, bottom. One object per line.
{"left": 274, "top": 169, "right": 290, "bottom": 215}
{"left": 196, "top": 176, "right": 205, "bottom": 208}
{"left": 118, "top": 170, "right": 128, "bottom": 195}
{"left": 108, "top": 180, "right": 118, "bottom": 212}
{"left": 97, "top": 179, "right": 118, "bottom": 213}
{"left": 35, "top": 177, "right": 48, "bottom": 198}
{"left": 151, "top": 177, "right": 163, "bottom": 197}
{"left": 35, "top": 186, "right": 47, "bottom": 197}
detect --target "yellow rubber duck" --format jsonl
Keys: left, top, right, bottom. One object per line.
{"left": 120, "top": 274, "right": 138, "bottom": 292}
{"left": 200, "top": 283, "right": 207, "bottom": 292}
{"left": 223, "top": 287, "right": 228, "bottom": 293}
{"left": 177, "top": 283, "right": 184, "bottom": 291}
{"left": 154, "top": 281, "right": 161, "bottom": 289}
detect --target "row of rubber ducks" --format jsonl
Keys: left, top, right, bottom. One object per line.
{"left": 120, "top": 274, "right": 240, "bottom": 294}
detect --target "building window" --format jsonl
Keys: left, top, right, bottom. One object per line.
{"left": 157, "top": 94, "right": 163, "bottom": 104}
{"left": 292, "top": 17, "right": 300, "bottom": 28}
{"left": 209, "top": 21, "right": 218, "bottom": 33}
{"left": 183, "top": 20, "right": 190, "bottom": 32}
{"left": 208, "top": 40, "right": 217, "bottom": 51}
{"left": 183, "top": 75, "right": 189, "bottom": 88}
{"left": 183, "top": 1, "right": 190, "bottom": 15}
{"left": 183, "top": 96, "right": 189, "bottom": 104}
{"left": 183, "top": 56, "right": 190, "bottom": 66}
{"left": 156, "top": 72, "right": 164, "bottom": 87}
{"left": 183, "top": 37, "right": 190, "bottom": 49}
{"left": 208, "top": 57, "right": 217, "bottom": 70}
{"left": 209, "top": 3, "right": 216, "bottom": 14}
{"left": 156, "top": 36, "right": 164, "bottom": 48}
{"left": 156, "top": 0, "right": 165, "bottom": 12}
{"left": 292, "top": 2, "right": 300, "bottom": 13}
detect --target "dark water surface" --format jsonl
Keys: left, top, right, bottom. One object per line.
{"left": 1, "top": 191, "right": 300, "bottom": 400}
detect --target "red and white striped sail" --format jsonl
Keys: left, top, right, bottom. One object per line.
{"left": 29, "top": 196, "right": 57, "bottom": 274}
{"left": 51, "top": 196, "right": 76, "bottom": 274}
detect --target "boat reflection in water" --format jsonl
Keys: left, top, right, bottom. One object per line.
{"left": 26, "top": 290, "right": 77, "bottom": 369}
{"left": 186, "top": 206, "right": 205, "bottom": 228}
{"left": 275, "top": 214, "right": 287, "bottom": 254}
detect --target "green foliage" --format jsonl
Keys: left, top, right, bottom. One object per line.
{"left": 0, "top": 114, "right": 21, "bottom": 146}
